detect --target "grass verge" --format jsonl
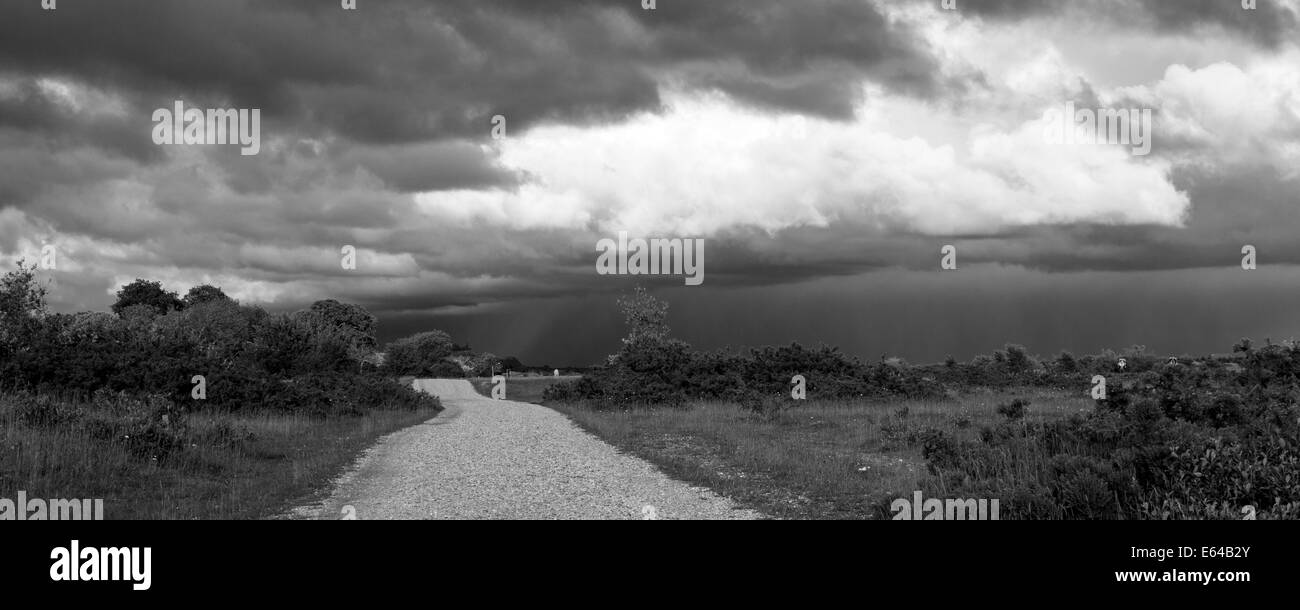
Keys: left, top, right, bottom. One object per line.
{"left": 547, "top": 387, "right": 1091, "bottom": 519}
{"left": 0, "top": 392, "right": 441, "bottom": 519}
{"left": 468, "top": 375, "right": 580, "bottom": 404}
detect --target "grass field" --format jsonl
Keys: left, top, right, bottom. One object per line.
{"left": 468, "top": 375, "right": 581, "bottom": 404}
{"left": 0, "top": 394, "right": 441, "bottom": 520}
{"left": 548, "top": 387, "right": 1093, "bottom": 519}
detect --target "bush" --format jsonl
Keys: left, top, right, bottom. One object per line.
{"left": 294, "top": 299, "right": 378, "bottom": 355}
{"left": 18, "top": 392, "right": 83, "bottom": 427}
{"left": 427, "top": 360, "right": 467, "bottom": 378}
{"left": 908, "top": 339, "right": 1300, "bottom": 519}
{"left": 0, "top": 266, "right": 436, "bottom": 418}
{"left": 80, "top": 391, "right": 190, "bottom": 462}
{"left": 112, "top": 279, "right": 184, "bottom": 316}
{"left": 597, "top": 336, "right": 695, "bottom": 408}
{"left": 384, "top": 330, "right": 455, "bottom": 376}
{"left": 996, "top": 398, "right": 1028, "bottom": 421}
{"left": 220, "top": 371, "right": 441, "bottom": 417}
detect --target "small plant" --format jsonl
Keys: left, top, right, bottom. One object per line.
{"left": 996, "top": 398, "right": 1028, "bottom": 421}
{"left": 878, "top": 420, "right": 911, "bottom": 451}
{"left": 954, "top": 408, "right": 972, "bottom": 429}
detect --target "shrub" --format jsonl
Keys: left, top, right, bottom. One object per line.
{"left": 549, "top": 291, "right": 952, "bottom": 407}
{"left": 384, "top": 330, "right": 455, "bottom": 376}
{"left": 183, "top": 284, "right": 232, "bottom": 308}
{"left": 18, "top": 392, "right": 83, "bottom": 427}
{"left": 112, "top": 279, "right": 184, "bottom": 316}
{"left": 426, "top": 360, "right": 467, "bottom": 378}
{"left": 996, "top": 398, "right": 1028, "bottom": 421}
{"left": 0, "top": 269, "right": 435, "bottom": 418}
{"left": 1053, "top": 351, "right": 1077, "bottom": 373}
{"left": 914, "top": 428, "right": 960, "bottom": 475}
{"left": 294, "top": 299, "right": 378, "bottom": 354}
{"left": 80, "top": 392, "right": 190, "bottom": 462}
{"left": 909, "top": 339, "right": 1300, "bottom": 519}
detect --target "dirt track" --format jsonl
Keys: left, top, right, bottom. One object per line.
{"left": 287, "top": 379, "right": 762, "bottom": 520}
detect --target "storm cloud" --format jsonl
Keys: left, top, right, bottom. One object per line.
{"left": 1, "top": 0, "right": 1298, "bottom": 364}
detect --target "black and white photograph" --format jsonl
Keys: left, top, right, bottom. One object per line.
{"left": 0, "top": 0, "right": 1295, "bottom": 596}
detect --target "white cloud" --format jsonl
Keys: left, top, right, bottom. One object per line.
{"left": 414, "top": 88, "right": 1189, "bottom": 237}
{"left": 1125, "top": 56, "right": 1300, "bottom": 174}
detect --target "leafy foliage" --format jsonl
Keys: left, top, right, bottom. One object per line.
{"left": 294, "top": 299, "right": 378, "bottom": 353}
{"left": 545, "top": 287, "right": 944, "bottom": 408}
{"left": 0, "top": 260, "right": 47, "bottom": 321}
{"left": 0, "top": 264, "right": 437, "bottom": 417}
{"left": 911, "top": 342, "right": 1300, "bottom": 519}
{"left": 617, "top": 286, "right": 670, "bottom": 346}
{"left": 183, "top": 284, "right": 232, "bottom": 307}
{"left": 112, "top": 279, "right": 184, "bottom": 316}
{"left": 383, "top": 330, "right": 455, "bottom": 376}
{"left": 0, "top": 260, "right": 47, "bottom": 357}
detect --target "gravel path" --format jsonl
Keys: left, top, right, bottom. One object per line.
{"left": 287, "top": 379, "right": 762, "bottom": 520}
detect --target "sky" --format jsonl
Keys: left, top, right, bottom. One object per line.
{"left": 1, "top": 0, "right": 1299, "bottom": 366}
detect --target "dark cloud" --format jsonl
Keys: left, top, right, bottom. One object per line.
{"left": 0, "top": 0, "right": 938, "bottom": 146}
{"left": 0, "top": 77, "right": 160, "bottom": 162}
{"left": 339, "top": 141, "right": 521, "bottom": 193}
{"left": 953, "top": 0, "right": 1300, "bottom": 48}
{"left": 0, "top": 0, "right": 1297, "bottom": 366}
{"left": 385, "top": 265, "right": 1300, "bottom": 366}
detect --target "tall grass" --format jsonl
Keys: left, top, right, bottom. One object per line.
{"left": 0, "top": 391, "right": 440, "bottom": 519}
{"left": 468, "top": 375, "right": 580, "bottom": 404}
{"left": 550, "top": 387, "right": 1090, "bottom": 519}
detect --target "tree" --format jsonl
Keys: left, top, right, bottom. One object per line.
{"left": 112, "top": 279, "right": 183, "bottom": 316}
{"left": 383, "top": 330, "right": 455, "bottom": 376}
{"left": 155, "top": 299, "right": 259, "bottom": 360}
{"left": 0, "top": 260, "right": 48, "bottom": 346}
{"left": 617, "top": 286, "right": 669, "bottom": 346}
{"left": 1004, "top": 343, "right": 1031, "bottom": 371}
{"left": 64, "top": 311, "right": 125, "bottom": 343}
{"left": 499, "top": 356, "right": 525, "bottom": 371}
{"left": 460, "top": 352, "right": 501, "bottom": 377}
{"left": 1053, "top": 350, "right": 1077, "bottom": 373}
{"left": 183, "top": 284, "right": 232, "bottom": 307}
{"left": 294, "top": 299, "right": 377, "bottom": 351}
{"left": 601, "top": 286, "right": 694, "bottom": 405}
{"left": 0, "top": 261, "right": 47, "bottom": 320}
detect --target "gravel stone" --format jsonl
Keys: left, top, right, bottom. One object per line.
{"left": 287, "top": 379, "right": 763, "bottom": 520}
